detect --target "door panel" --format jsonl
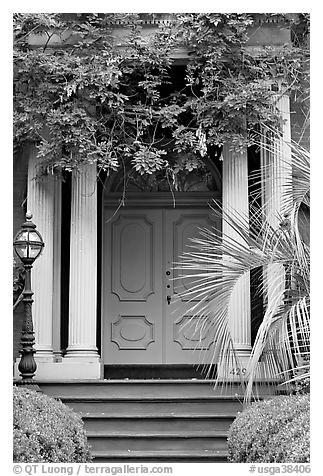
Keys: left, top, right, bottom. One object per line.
{"left": 103, "top": 205, "right": 219, "bottom": 365}
{"left": 112, "top": 215, "right": 155, "bottom": 301}
{"left": 165, "top": 209, "right": 217, "bottom": 364}
{"left": 103, "top": 209, "right": 163, "bottom": 364}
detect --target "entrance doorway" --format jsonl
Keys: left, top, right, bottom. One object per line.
{"left": 102, "top": 195, "right": 220, "bottom": 366}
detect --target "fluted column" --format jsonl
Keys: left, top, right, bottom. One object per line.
{"left": 65, "top": 163, "right": 99, "bottom": 361}
{"left": 261, "top": 93, "right": 292, "bottom": 226}
{"left": 261, "top": 93, "right": 292, "bottom": 306}
{"left": 26, "top": 145, "right": 55, "bottom": 361}
{"left": 222, "top": 145, "right": 251, "bottom": 356}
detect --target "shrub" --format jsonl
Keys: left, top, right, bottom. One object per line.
{"left": 228, "top": 394, "right": 310, "bottom": 463}
{"left": 13, "top": 386, "right": 92, "bottom": 463}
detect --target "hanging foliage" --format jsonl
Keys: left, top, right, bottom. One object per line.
{"left": 13, "top": 13, "right": 309, "bottom": 177}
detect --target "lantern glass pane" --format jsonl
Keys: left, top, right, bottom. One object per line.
{"left": 29, "top": 244, "right": 42, "bottom": 259}
{"left": 15, "top": 244, "right": 28, "bottom": 259}
{"left": 15, "top": 231, "right": 29, "bottom": 243}
{"left": 28, "top": 231, "right": 42, "bottom": 243}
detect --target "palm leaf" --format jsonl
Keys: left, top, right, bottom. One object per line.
{"left": 174, "top": 132, "right": 310, "bottom": 398}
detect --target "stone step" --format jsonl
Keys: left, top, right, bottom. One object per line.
{"left": 91, "top": 449, "right": 228, "bottom": 462}
{"left": 37, "top": 380, "right": 247, "bottom": 462}
{"left": 87, "top": 432, "right": 228, "bottom": 452}
{"left": 61, "top": 397, "right": 243, "bottom": 414}
{"left": 82, "top": 413, "right": 235, "bottom": 432}
{"left": 38, "top": 379, "right": 251, "bottom": 398}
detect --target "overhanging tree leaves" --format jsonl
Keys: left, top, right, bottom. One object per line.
{"left": 13, "top": 13, "right": 309, "bottom": 179}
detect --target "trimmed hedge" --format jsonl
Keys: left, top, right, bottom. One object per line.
{"left": 228, "top": 394, "right": 310, "bottom": 463}
{"left": 13, "top": 386, "right": 92, "bottom": 463}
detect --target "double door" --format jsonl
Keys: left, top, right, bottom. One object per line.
{"left": 102, "top": 206, "right": 218, "bottom": 364}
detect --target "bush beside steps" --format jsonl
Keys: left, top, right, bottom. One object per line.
{"left": 227, "top": 394, "right": 310, "bottom": 463}
{"left": 13, "top": 386, "right": 92, "bottom": 463}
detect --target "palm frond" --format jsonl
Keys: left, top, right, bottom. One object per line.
{"left": 174, "top": 132, "right": 310, "bottom": 397}
{"left": 250, "top": 128, "right": 310, "bottom": 213}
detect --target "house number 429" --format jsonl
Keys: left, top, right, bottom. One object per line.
{"left": 229, "top": 367, "right": 247, "bottom": 375}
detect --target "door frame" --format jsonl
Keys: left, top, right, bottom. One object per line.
{"left": 100, "top": 191, "right": 221, "bottom": 367}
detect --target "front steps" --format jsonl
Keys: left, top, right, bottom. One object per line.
{"left": 37, "top": 380, "right": 261, "bottom": 462}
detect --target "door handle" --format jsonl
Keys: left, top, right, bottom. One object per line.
{"left": 167, "top": 295, "right": 172, "bottom": 305}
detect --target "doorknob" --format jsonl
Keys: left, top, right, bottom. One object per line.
{"left": 167, "top": 295, "right": 172, "bottom": 305}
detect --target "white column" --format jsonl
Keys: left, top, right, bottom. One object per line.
{"left": 65, "top": 163, "right": 100, "bottom": 362}
{"left": 261, "top": 94, "right": 292, "bottom": 307}
{"left": 222, "top": 145, "right": 252, "bottom": 364}
{"left": 261, "top": 93, "right": 292, "bottom": 226}
{"left": 26, "top": 145, "right": 55, "bottom": 362}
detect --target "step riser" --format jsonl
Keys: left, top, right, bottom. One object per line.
{"left": 92, "top": 456, "right": 228, "bottom": 462}
{"left": 83, "top": 418, "right": 234, "bottom": 433}
{"left": 88, "top": 437, "right": 228, "bottom": 452}
{"left": 39, "top": 383, "right": 244, "bottom": 398}
{"left": 63, "top": 400, "right": 242, "bottom": 414}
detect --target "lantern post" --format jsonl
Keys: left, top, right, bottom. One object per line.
{"left": 13, "top": 211, "right": 44, "bottom": 383}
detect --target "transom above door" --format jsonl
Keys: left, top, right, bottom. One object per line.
{"left": 102, "top": 198, "right": 220, "bottom": 365}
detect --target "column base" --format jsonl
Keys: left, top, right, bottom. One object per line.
{"left": 34, "top": 352, "right": 56, "bottom": 363}
{"left": 64, "top": 351, "right": 100, "bottom": 362}
{"left": 14, "top": 359, "right": 102, "bottom": 381}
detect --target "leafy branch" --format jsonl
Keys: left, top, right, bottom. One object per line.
{"left": 14, "top": 13, "right": 309, "bottom": 180}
